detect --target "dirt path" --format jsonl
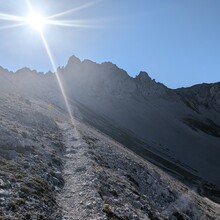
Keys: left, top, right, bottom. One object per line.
{"left": 56, "top": 122, "right": 106, "bottom": 220}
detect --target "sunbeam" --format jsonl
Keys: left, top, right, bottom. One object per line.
{"left": 25, "top": 0, "right": 33, "bottom": 12}
{"left": 0, "top": 23, "right": 26, "bottom": 30}
{"left": 0, "top": 2, "right": 101, "bottom": 31}
{"left": 39, "top": 30, "right": 75, "bottom": 125}
{"left": 0, "top": 13, "right": 25, "bottom": 22}
{"left": 0, "top": 0, "right": 103, "bottom": 125}
{"left": 46, "top": 0, "right": 102, "bottom": 19}
{"left": 47, "top": 19, "right": 98, "bottom": 28}
{"left": 26, "top": 0, "right": 74, "bottom": 124}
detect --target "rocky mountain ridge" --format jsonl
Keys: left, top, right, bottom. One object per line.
{"left": 0, "top": 56, "right": 220, "bottom": 219}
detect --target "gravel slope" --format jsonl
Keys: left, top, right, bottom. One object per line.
{"left": 1, "top": 93, "right": 220, "bottom": 220}
{"left": 56, "top": 118, "right": 220, "bottom": 220}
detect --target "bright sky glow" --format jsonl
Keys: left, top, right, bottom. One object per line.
{"left": 0, "top": 0, "right": 100, "bottom": 31}
{"left": 27, "top": 12, "right": 47, "bottom": 30}
{"left": 0, "top": 0, "right": 101, "bottom": 124}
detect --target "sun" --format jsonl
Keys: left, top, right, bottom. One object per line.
{"left": 27, "top": 12, "right": 47, "bottom": 31}
{"left": 0, "top": 0, "right": 100, "bottom": 124}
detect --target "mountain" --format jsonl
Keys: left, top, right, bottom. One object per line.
{"left": 0, "top": 56, "right": 220, "bottom": 219}
{"left": 62, "top": 56, "right": 220, "bottom": 185}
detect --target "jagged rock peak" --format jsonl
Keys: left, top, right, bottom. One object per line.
{"left": 101, "top": 61, "right": 117, "bottom": 68}
{"left": 45, "top": 70, "right": 55, "bottom": 76}
{"left": 100, "top": 62, "right": 129, "bottom": 78}
{"left": 15, "top": 67, "right": 44, "bottom": 76}
{"left": 67, "top": 55, "right": 81, "bottom": 66}
{"left": 136, "top": 71, "right": 152, "bottom": 82}
{"left": 15, "top": 67, "right": 32, "bottom": 73}
{"left": 0, "top": 66, "right": 11, "bottom": 74}
{"left": 82, "top": 59, "right": 98, "bottom": 65}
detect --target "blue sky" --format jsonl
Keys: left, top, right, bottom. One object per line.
{"left": 0, "top": 0, "right": 219, "bottom": 88}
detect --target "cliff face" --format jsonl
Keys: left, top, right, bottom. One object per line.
{"left": 176, "top": 82, "right": 220, "bottom": 114}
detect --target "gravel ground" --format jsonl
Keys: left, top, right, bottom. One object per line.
{"left": 1, "top": 93, "right": 220, "bottom": 219}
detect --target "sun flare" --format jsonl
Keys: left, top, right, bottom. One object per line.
{"left": 27, "top": 12, "right": 47, "bottom": 31}
{"left": 0, "top": 0, "right": 101, "bottom": 124}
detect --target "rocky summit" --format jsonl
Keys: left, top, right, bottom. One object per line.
{"left": 0, "top": 56, "right": 220, "bottom": 219}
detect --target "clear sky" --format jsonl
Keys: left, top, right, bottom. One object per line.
{"left": 0, "top": 0, "right": 219, "bottom": 88}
